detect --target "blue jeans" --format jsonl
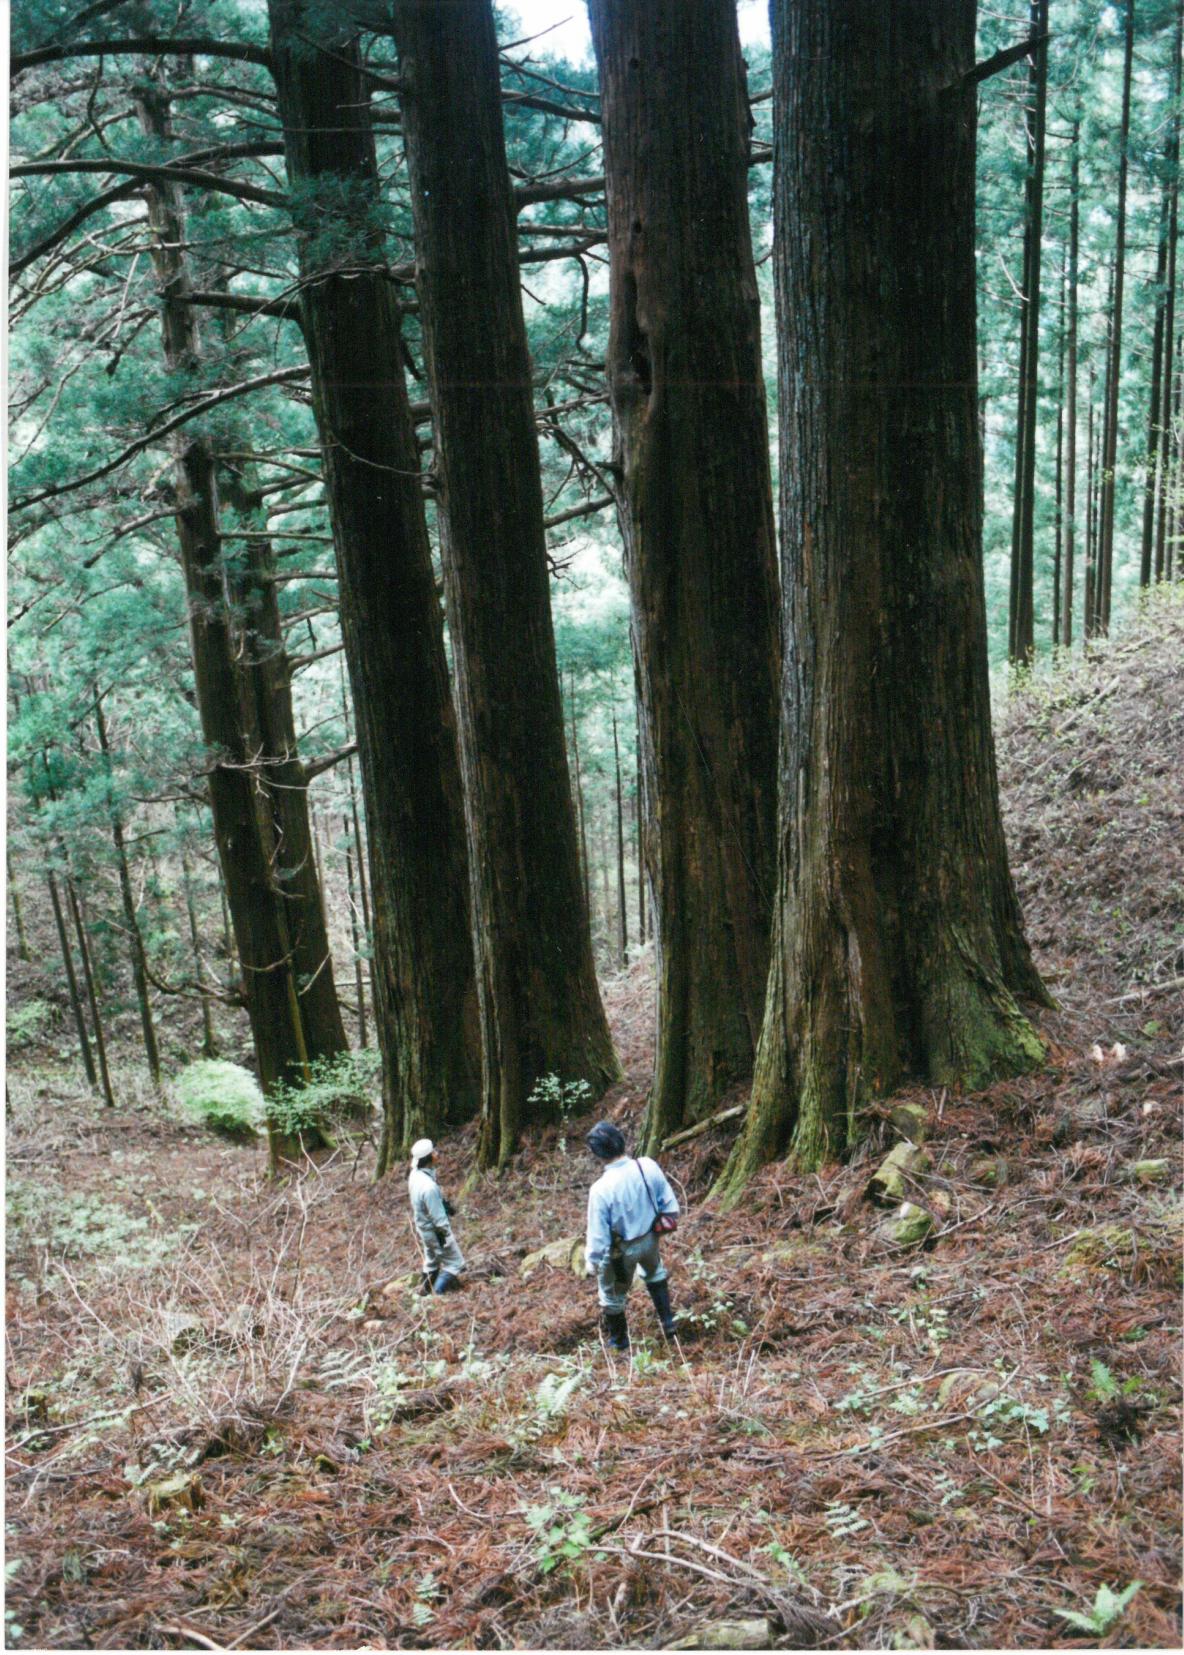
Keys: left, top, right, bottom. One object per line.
{"left": 596, "top": 1231, "right": 667, "bottom": 1311}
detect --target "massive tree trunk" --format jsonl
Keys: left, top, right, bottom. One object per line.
{"left": 1008, "top": 1, "right": 1049, "bottom": 669}
{"left": 390, "top": 0, "right": 619, "bottom": 1169}
{"left": 217, "top": 467, "right": 348, "bottom": 1065}
{"left": 718, "top": 0, "right": 1048, "bottom": 1198}
{"left": 266, "top": 1, "right": 480, "bottom": 1167}
{"left": 135, "top": 77, "right": 328, "bottom": 1165}
{"left": 587, "top": 0, "right": 781, "bottom": 1147}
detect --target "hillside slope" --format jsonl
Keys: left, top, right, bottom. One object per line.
{"left": 6, "top": 596, "right": 1182, "bottom": 1651}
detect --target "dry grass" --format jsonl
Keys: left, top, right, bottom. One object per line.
{"left": 5, "top": 595, "right": 1182, "bottom": 1651}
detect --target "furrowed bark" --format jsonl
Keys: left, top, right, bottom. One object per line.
{"left": 718, "top": 0, "right": 1047, "bottom": 1199}
{"left": 217, "top": 464, "right": 349, "bottom": 1066}
{"left": 588, "top": 0, "right": 780, "bottom": 1144}
{"left": 391, "top": 0, "right": 619, "bottom": 1169}
{"left": 135, "top": 74, "right": 326, "bottom": 1168}
{"left": 266, "top": 0, "right": 480, "bottom": 1166}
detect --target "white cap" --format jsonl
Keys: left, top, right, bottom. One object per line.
{"left": 410, "top": 1138, "right": 434, "bottom": 1167}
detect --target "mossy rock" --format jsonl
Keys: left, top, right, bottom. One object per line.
{"left": 889, "top": 1102, "right": 929, "bottom": 1144}
{"left": 1058, "top": 1225, "right": 1136, "bottom": 1277}
{"left": 878, "top": 1202, "right": 935, "bottom": 1247}
{"left": 891, "top": 1613, "right": 935, "bottom": 1650}
{"left": 968, "top": 1156, "right": 1009, "bottom": 1189}
{"left": 145, "top": 1471, "right": 204, "bottom": 1516}
{"left": 868, "top": 1143, "right": 931, "bottom": 1207}
{"left": 669, "top": 1617, "right": 773, "bottom": 1650}
{"left": 1128, "top": 1159, "right": 1170, "bottom": 1185}
{"left": 520, "top": 1236, "right": 584, "bottom": 1278}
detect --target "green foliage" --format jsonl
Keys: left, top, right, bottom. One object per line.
{"left": 824, "top": 1500, "right": 870, "bottom": 1539}
{"left": 523, "top": 1488, "right": 601, "bottom": 1574}
{"left": 5, "top": 1555, "right": 24, "bottom": 1643}
{"left": 528, "top": 1072, "right": 593, "bottom": 1154}
{"left": 267, "top": 1049, "right": 380, "bottom": 1138}
{"left": 1053, "top": 1580, "right": 1141, "bottom": 1635}
{"left": 174, "top": 1060, "right": 264, "bottom": 1139}
{"left": 7, "top": 1178, "right": 196, "bottom": 1270}
{"left": 6, "top": 999, "right": 54, "bottom": 1051}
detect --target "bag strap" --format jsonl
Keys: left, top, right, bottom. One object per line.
{"left": 634, "top": 1157, "right": 661, "bottom": 1220}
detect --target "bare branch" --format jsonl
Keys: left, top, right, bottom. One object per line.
{"left": 12, "top": 37, "right": 272, "bottom": 74}
{"left": 964, "top": 33, "right": 1051, "bottom": 89}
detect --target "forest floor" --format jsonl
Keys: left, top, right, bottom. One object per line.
{"left": 5, "top": 594, "right": 1183, "bottom": 1652}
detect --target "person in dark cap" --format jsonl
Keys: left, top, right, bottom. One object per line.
{"left": 584, "top": 1120, "right": 680, "bottom": 1351}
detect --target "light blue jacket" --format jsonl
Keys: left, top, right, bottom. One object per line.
{"left": 585, "top": 1156, "right": 679, "bottom": 1268}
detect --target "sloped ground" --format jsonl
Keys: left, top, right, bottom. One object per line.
{"left": 5, "top": 594, "right": 1182, "bottom": 1651}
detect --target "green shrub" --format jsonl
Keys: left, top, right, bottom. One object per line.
{"left": 267, "top": 1049, "right": 380, "bottom": 1139}
{"left": 174, "top": 1060, "right": 264, "bottom": 1139}
{"left": 6, "top": 999, "right": 54, "bottom": 1051}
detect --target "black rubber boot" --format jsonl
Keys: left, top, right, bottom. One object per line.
{"left": 601, "top": 1309, "right": 630, "bottom": 1351}
{"left": 646, "top": 1279, "right": 677, "bottom": 1338}
{"left": 432, "top": 1269, "right": 460, "bottom": 1295}
{"left": 419, "top": 1271, "right": 435, "bottom": 1296}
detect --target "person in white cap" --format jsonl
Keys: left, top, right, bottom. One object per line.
{"left": 408, "top": 1139, "right": 466, "bottom": 1294}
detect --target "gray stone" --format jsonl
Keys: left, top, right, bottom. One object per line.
{"left": 868, "top": 1143, "right": 931, "bottom": 1206}
{"left": 669, "top": 1618, "right": 773, "bottom": 1650}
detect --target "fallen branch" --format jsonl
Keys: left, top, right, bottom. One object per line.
{"left": 661, "top": 1104, "right": 746, "bottom": 1152}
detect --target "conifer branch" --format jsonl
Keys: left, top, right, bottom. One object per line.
{"left": 12, "top": 37, "right": 272, "bottom": 74}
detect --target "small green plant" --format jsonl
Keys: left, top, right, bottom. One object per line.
{"left": 763, "top": 1539, "right": 808, "bottom": 1586}
{"left": 1085, "top": 1358, "right": 1146, "bottom": 1406}
{"left": 5, "top": 1556, "right": 24, "bottom": 1642}
{"left": 523, "top": 1489, "right": 601, "bottom": 1573}
{"left": 6, "top": 999, "right": 54, "bottom": 1051}
{"left": 174, "top": 1059, "right": 264, "bottom": 1138}
{"left": 1071, "top": 1462, "right": 1097, "bottom": 1496}
{"left": 630, "top": 1344, "right": 668, "bottom": 1377}
{"left": 528, "top": 1073, "right": 593, "bottom": 1155}
{"left": 1053, "top": 1581, "right": 1141, "bottom": 1636}
{"left": 268, "top": 1049, "right": 380, "bottom": 1139}
{"left": 516, "top": 1367, "right": 584, "bottom": 1440}
{"left": 824, "top": 1500, "right": 870, "bottom": 1538}
{"left": 412, "top": 1569, "right": 441, "bottom": 1626}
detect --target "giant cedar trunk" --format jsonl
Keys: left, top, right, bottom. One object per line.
{"left": 135, "top": 79, "right": 323, "bottom": 1165}
{"left": 266, "top": 2, "right": 479, "bottom": 1166}
{"left": 218, "top": 469, "right": 348, "bottom": 1064}
{"left": 390, "top": 0, "right": 619, "bottom": 1168}
{"left": 718, "top": 0, "right": 1048, "bottom": 1197}
{"left": 587, "top": 0, "right": 780, "bottom": 1147}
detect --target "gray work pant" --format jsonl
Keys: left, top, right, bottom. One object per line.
{"left": 419, "top": 1224, "right": 466, "bottom": 1280}
{"left": 596, "top": 1230, "right": 667, "bottom": 1311}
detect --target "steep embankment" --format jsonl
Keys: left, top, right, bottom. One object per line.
{"left": 6, "top": 596, "right": 1182, "bottom": 1650}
